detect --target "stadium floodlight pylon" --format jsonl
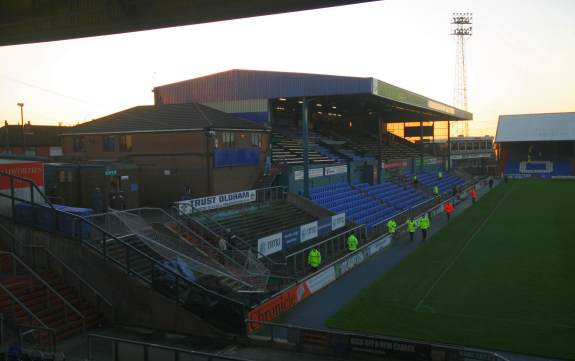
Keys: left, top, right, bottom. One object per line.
{"left": 451, "top": 12, "right": 472, "bottom": 137}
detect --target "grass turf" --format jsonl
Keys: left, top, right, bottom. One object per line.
{"left": 326, "top": 179, "right": 575, "bottom": 360}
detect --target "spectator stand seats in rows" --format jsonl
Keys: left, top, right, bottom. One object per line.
{"left": 504, "top": 159, "right": 573, "bottom": 177}
{"left": 405, "top": 171, "right": 465, "bottom": 194}
{"left": 310, "top": 183, "right": 401, "bottom": 230}
{"left": 355, "top": 181, "right": 431, "bottom": 211}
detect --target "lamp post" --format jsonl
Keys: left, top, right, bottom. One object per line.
{"left": 17, "top": 103, "right": 24, "bottom": 126}
{"left": 17, "top": 103, "right": 25, "bottom": 153}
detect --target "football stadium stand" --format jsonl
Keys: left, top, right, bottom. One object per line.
{"left": 271, "top": 127, "right": 427, "bottom": 166}
{"left": 317, "top": 130, "right": 422, "bottom": 160}
{"left": 310, "top": 183, "right": 400, "bottom": 229}
{"left": 405, "top": 171, "right": 466, "bottom": 193}
{"left": 496, "top": 112, "right": 575, "bottom": 177}
{"left": 356, "top": 181, "right": 431, "bottom": 211}
{"left": 272, "top": 131, "right": 339, "bottom": 165}
{"left": 198, "top": 202, "right": 316, "bottom": 243}
{"left": 503, "top": 159, "right": 573, "bottom": 177}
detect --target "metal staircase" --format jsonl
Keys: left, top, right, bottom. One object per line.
{"left": 0, "top": 170, "right": 249, "bottom": 333}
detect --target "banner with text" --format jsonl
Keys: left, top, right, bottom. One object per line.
{"left": 247, "top": 233, "right": 392, "bottom": 334}
{"left": 177, "top": 189, "right": 256, "bottom": 214}
{"left": 257, "top": 232, "right": 283, "bottom": 258}
{"left": 294, "top": 168, "right": 324, "bottom": 181}
{"left": 257, "top": 213, "right": 345, "bottom": 257}
{"left": 382, "top": 159, "right": 408, "bottom": 170}
{"left": 324, "top": 165, "right": 348, "bottom": 176}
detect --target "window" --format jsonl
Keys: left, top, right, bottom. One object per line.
{"left": 102, "top": 135, "right": 116, "bottom": 152}
{"left": 73, "top": 136, "right": 85, "bottom": 152}
{"left": 251, "top": 133, "right": 262, "bottom": 147}
{"left": 473, "top": 142, "right": 480, "bottom": 150}
{"left": 466, "top": 142, "right": 473, "bottom": 151}
{"left": 222, "top": 131, "right": 235, "bottom": 147}
{"left": 119, "top": 135, "right": 133, "bottom": 152}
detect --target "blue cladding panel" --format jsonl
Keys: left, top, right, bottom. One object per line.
{"left": 234, "top": 112, "right": 268, "bottom": 124}
{"left": 155, "top": 69, "right": 372, "bottom": 104}
{"left": 214, "top": 148, "right": 260, "bottom": 168}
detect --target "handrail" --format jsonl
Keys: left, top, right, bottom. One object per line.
{"left": 257, "top": 229, "right": 384, "bottom": 307}
{"left": 0, "top": 170, "right": 55, "bottom": 209}
{"left": 177, "top": 204, "right": 287, "bottom": 266}
{"left": 245, "top": 319, "right": 511, "bottom": 361}
{"left": 86, "top": 334, "right": 251, "bottom": 361}
{"left": 373, "top": 177, "right": 486, "bottom": 235}
{"left": 0, "top": 222, "right": 115, "bottom": 323}
{"left": 24, "top": 245, "right": 114, "bottom": 312}
{"left": 0, "top": 283, "right": 50, "bottom": 330}
{"left": 284, "top": 224, "right": 366, "bottom": 261}
{"left": 124, "top": 207, "right": 270, "bottom": 280}
{"left": 0, "top": 283, "right": 58, "bottom": 351}
{"left": 0, "top": 252, "right": 86, "bottom": 329}
{"left": 372, "top": 196, "right": 435, "bottom": 229}
{"left": 81, "top": 220, "right": 249, "bottom": 307}
{"left": 0, "top": 198, "right": 248, "bottom": 309}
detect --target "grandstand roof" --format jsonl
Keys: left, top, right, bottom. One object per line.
{"left": 154, "top": 69, "right": 472, "bottom": 122}
{"left": 64, "top": 103, "right": 269, "bottom": 135}
{"left": 495, "top": 112, "right": 575, "bottom": 143}
{"left": 1, "top": 1, "right": 373, "bottom": 46}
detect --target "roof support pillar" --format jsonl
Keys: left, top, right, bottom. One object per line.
{"left": 447, "top": 120, "right": 451, "bottom": 171}
{"left": 302, "top": 98, "right": 310, "bottom": 198}
{"left": 419, "top": 120, "right": 424, "bottom": 172}
{"left": 268, "top": 99, "right": 274, "bottom": 165}
{"left": 377, "top": 115, "right": 383, "bottom": 184}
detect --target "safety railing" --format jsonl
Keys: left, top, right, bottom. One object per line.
{"left": 284, "top": 225, "right": 367, "bottom": 277}
{"left": 245, "top": 320, "right": 510, "bottom": 361}
{"left": 0, "top": 252, "right": 86, "bottom": 332}
{"left": 0, "top": 171, "right": 249, "bottom": 333}
{"left": 0, "top": 222, "right": 115, "bottom": 325}
{"left": 85, "top": 334, "right": 250, "bottom": 361}
{"left": 174, "top": 202, "right": 287, "bottom": 268}
{"left": 253, "top": 185, "right": 285, "bottom": 203}
{"left": 122, "top": 207, "right": 271, "bottom": 291}
{"left": 371, "top": 177, "right": 487, "bottom": 238}
{"left": 24, "top": 245, "right": 116, "bottom": 324}
{"left": 0, "top": 282, "right": 56, "bottom": 353}
{"left": 370, "top": 196, "right": 437, "bottom": 236}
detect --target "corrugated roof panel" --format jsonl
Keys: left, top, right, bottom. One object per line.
{"left": 495, "top": 112, "right": 575, "bottom": 143}
{"left": 201, "top": 99, "right": 268, "bottom": 113}
{"left": 154, "top": 69, "right": 373, "bottom": 104}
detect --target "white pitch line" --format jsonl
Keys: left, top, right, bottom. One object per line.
{"left": 414, "top": 184, "right": 514, "bottom": 312}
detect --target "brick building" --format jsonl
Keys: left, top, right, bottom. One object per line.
{"left": 61, "top": 103, "right": 270, "bottom": 207}
{"left": 0, "top": 123, "right": 64, "bottom": 157}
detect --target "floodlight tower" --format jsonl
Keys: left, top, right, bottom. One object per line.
{"left": 451, "top": 12, "right": 472, "bottom": 136}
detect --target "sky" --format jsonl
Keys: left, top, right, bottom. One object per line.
{"left": 0, "top": 0, "right": 574, "bottom": 136}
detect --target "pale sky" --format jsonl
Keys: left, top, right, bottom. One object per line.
{"left": 0, "top": 0, "right": 574, "bottom": 136}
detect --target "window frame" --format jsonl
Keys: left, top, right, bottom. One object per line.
{"left": 102, "top": 135, "right": 117, "bottom": 152}
{"left": 72, "top": 136, "right": 86, "bottom": 153}
{"left": 222, "top": 131, "right": 236, "bottom": 148}
{"left": 119, "top": 135, "right": 133, "bottom": 152}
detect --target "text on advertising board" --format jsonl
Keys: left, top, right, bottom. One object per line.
{"left": 247, "top": 282, "right": 311, "bottom": 333}
{"left": 257, "top": 233, "right": 282, "bottom": 258}
{"left": 300, "top": 221, "right": 318, "bottom": 242}
{"left": 177, "top": 190, "right": 256, "bottom": 214}
{"left": 0, "top": 162, "right": 44, "bottom": 189}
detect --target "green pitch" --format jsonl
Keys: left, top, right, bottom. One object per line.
{"left": 327, "top": 179, "right": 575, "bottom": 360}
